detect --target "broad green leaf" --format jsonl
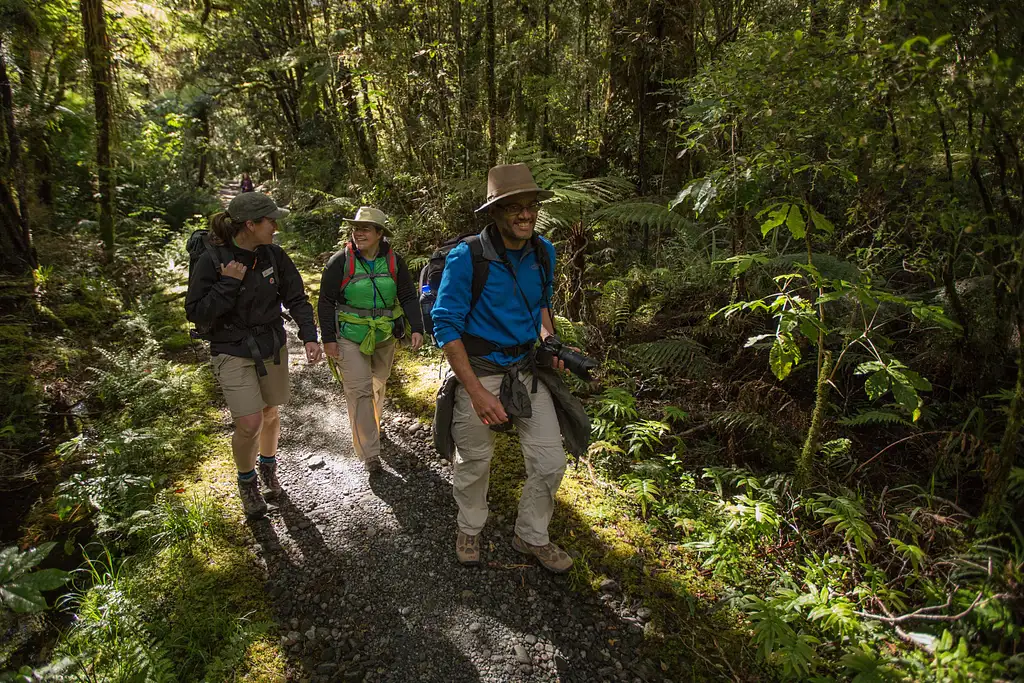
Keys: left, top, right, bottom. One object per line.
{"left": 902, "top": 370, "right": 932, "bottom": 392}
{"left": 760, "top": 205, "right": 789, "bottom": 236}
{"left": 770, "top": 335, "right": 801, "bottom": 380}
{"left": 864, "top": 371, "right": 890, "bottom": 400}
{"left": 890, "top": 376, "right": 922, "bottom": 420}
{"left": 855, "top": 361, "right": 885, "bottom": 375}
{"left": 807, "top": 205, "right": 835, "bottom": 234}
{"left": 785, "top": 205, "right": 806, "bottom": 239}
{"left": 798, "top": 317, "right": 821, "bottom": 342}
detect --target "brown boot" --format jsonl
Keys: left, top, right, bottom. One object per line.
{"left": 512, "top": 535, "right": 573, "bottom": 574}
{"left": 237, "top": 476, "right": 268, "bottom": 519}
{"left": 456, "top": 531, "right": 482, "bottom": 566}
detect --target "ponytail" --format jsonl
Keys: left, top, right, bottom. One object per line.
{"left": 210, "top": 211, "right": 242, "bottom": 246}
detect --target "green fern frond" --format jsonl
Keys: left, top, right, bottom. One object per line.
{"left": 628, "top": 337, "right": 715, "bottom": 378}
{"left": 591, "top": 201, "right": 694, "bottom": 235}
{"left": 509, "top": 144, "right": 577, "bottom": 188}
{"left": 708, "top": 410, "right": 774, "bottom": 436}
{"left": 837, "top": 410, "right": 912, "bottom": 428}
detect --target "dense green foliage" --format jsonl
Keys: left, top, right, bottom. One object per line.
{"left": 0, "top": 0, "right": 1021, "bottom": 679}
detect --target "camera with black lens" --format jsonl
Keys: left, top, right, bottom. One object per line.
{"left": 536, "top": 335, "right": 598, "bottom": 381}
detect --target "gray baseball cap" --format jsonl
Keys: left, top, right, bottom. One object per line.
{"left": 226, "top": 192, "right": 290, "bottom": 222}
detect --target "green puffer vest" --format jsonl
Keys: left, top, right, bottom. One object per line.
{"left": 338, "top": 255, "right": 398, "bottom": 346}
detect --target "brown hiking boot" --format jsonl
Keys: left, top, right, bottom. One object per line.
{"left": 456, "top": 531, "right": 482, "bottom": 566}
{"left": 238, "top": 477, "right": 268, "bottom": 519}
{"left": 364, "top": 458, "right": 382, "bottom": 473}
{"left": 513, "top": 535, "right": 573, "bottom": 574}
{"left": 258, "top": 460, "right": 283, "bottom": 500}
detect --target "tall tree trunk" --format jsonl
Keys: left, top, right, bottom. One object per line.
{"left": 359, "top": 19, "right": 378, "bottom": 156}
{"left": 453, "top": 0, "right": 470, "bottom": 177}
{"left": 582, "top": 0, "right": 590, "bottom": 133}
{"left": 80, "top": 0, "right": 115, "bottom": 255}
{"left": 0, "top": 39, "right": 36, "bottom": 274}
{"left": 338, "top": 61, "right": 377, "bottom": 178}
{"left": 486, "top": 0, "right": 497, "bottom": 167}
{"left": 542, "top": 0, "right": 551, "bottom": 148}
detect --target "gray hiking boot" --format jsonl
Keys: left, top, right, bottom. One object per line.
{"left": 456, "top": 531, "right": 482, "bottom": 566}
{"left": 258, "top": 460, "right": 283, "bottom": 500}
{"left": 238, "top": 477, "right": 268, "bottom": 519}
{"left": 512, "top": 535, "right": 573, "bottom": 574}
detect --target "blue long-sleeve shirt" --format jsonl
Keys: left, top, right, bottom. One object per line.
{"left": 432, "top": 235, "right": 555, "bottom": 366}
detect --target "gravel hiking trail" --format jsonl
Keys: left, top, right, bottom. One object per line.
{"left": 245, "top": 327, "right": 669, "bottom": 683}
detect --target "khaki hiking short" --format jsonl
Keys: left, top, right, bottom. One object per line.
{"left": 211, "top": 347, "right": 290, "bottom": 419}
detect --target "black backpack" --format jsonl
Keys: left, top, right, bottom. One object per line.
{"left": 418, "top": 232, "right": 551, "bottom": 338}
{"left": 185, "top": 229, "right": 284, "bottom": 341}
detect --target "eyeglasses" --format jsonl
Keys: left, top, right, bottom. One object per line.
{"left": 351, "top": 225, "right": 379, "bottom": 234}
{"left": 497, "top": 201, "right": 543, "bottom": 217}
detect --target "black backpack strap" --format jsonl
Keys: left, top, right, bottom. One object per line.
{"left": 465, "top": 236, "right": 490, "bottom": 310}
{"left": 530, "top": 235, "right": 553, "bottom": 298}
{"left": 262, "top": 245, "right": 291, "bottom": 324}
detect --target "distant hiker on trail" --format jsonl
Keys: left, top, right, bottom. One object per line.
{"left": 240, "top": 173, "right": 255, "bottom": 193}
{"left": 430, "top": 163, "right": 590, "bottom": 574}
{"left": 318, "top": 207, "right": 424, "bottom": 473}
{"left": 185, "top": 192, "right": 323, "bottom": 519}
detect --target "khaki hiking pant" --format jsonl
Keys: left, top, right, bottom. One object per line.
{"left": 452, "top": 372, "right": 566, "bottom": 546}
{"left": 337, "top": 338, "right": 396, "bottom": 463}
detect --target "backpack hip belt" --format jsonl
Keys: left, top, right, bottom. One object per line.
{"left": 337, "top": 304, "right": 394, "bottom": 318}
{"left": 337, "top": 302, "right": 405, "bottom": 356}
{"left": 462, "top": 333, "right": 535, "bottom": 358}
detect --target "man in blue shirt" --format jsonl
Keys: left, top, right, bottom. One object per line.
{"left": 432, "top": 163, "right": 574, "bottom": 573}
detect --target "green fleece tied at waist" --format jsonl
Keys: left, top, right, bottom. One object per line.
{"left": 337, "top": 302, "right": 405, "bottom": 355}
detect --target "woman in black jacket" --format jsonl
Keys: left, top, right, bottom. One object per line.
{"left": 186, "top": 192, "right": 322, "bottom": 519}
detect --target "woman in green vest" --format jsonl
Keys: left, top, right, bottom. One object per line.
{"left": 318, "top": 207, "right": 424, "bottom": 471}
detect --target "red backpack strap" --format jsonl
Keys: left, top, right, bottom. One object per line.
{"left": 339, "top": 242, "right": 357, "bottom": 290}
{"left": 387, "top": 250, "right": 397, "bottom": 283}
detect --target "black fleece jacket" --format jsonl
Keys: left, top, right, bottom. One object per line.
{"left": 317, "top": 239, "right": 424, "bottom": 344}
{"left": 185, "top": 242, "right": 318, "bottom": 358}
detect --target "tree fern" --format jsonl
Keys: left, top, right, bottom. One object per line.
{"left": 590, "top": 201, "right": 696, "bottom": 240}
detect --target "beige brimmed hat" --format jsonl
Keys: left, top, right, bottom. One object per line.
{"left": 476, "top": 163, "right": 554, "bottom": 213}
{"left": 344, "top": 206, "right": 390, "bottom": 235}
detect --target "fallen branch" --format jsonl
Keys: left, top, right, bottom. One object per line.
{"left": 856, "top": 590, "right": 1010, "bottom": 625}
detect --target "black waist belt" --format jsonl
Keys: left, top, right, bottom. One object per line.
{"left": 462, "top": 333, "right": 534, "bottom": 358}
{"left": 224, "top": 323, "right": 284, "bottom": 377}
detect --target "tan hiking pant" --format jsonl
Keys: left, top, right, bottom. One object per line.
{"left": 452, "top": 372, "right": 566, "bottom": 546}
{"left": 337, "top": 338, "right": 396, "bottom": 463}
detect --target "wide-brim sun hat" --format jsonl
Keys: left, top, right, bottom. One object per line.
{"left": 476, "top": 163, "right": 554, "bottom": 213}
{"left": 226, "top": 192, "right": 290, "bottom": 222}
{"left": 344, "top": 206, "right": 391, "bottom": 235}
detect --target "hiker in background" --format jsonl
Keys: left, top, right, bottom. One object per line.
{"left": 318, "top": 207, "right": 424, "bottom": 472}
{"left": 431, "top": 163, "right": 589, "bottom": 574}
{"left": 186, "top": 192, "right": 322, "bottom": 519}
{"left": 240, "top": 173, "right": 255, "bottom": 193}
